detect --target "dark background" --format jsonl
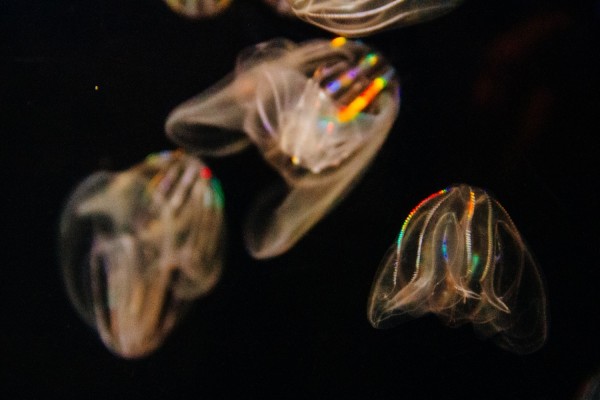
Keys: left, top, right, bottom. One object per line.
{"left": 3, "top": 0, "right": 600, "bottom": 398}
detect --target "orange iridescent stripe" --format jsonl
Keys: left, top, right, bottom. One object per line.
{"left": 466, "top": 189, "right": 476, "bottom": 275}
{"left": 337, "top": 68, "right": 394, "bottom": 123}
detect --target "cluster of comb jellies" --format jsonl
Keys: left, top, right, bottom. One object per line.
{"left": 166, "top": 37, "right": 400, "bottom": 258}
{"left": 59, "top": 150, "right": 225, "bottom": 358}
{"left": 367, "top": 184, "right": 548, "bottom": 354}
{"left": 163, "top": 0, "right": 464, "bottom": 37}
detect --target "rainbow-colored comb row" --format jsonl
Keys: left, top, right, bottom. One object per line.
{"left": 325, "top": 52, "right": 380, "bottom": 96}
{"left": 397, "top": 188, "right": 449, "bottom": 250}
{"left": 328, "top": 37, "right": 395, "bottom": 123}
{"left": 337, "top": 68, "right": 395, "bottom": 123}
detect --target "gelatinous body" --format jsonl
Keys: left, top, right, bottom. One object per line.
{"left": 163, "top": 0, "right": 232, "bottom": 18}
{"left": 289, "top": 0, "right": 465, "bottom": 37}
{"left": 166, "top": 37, "right": 399, "bottom": 258}
{"left": 368, "top": 184, "right": 547, "bottom": 354}
{"left": 59, "top": 151, "right": 225, "bottom": 358}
